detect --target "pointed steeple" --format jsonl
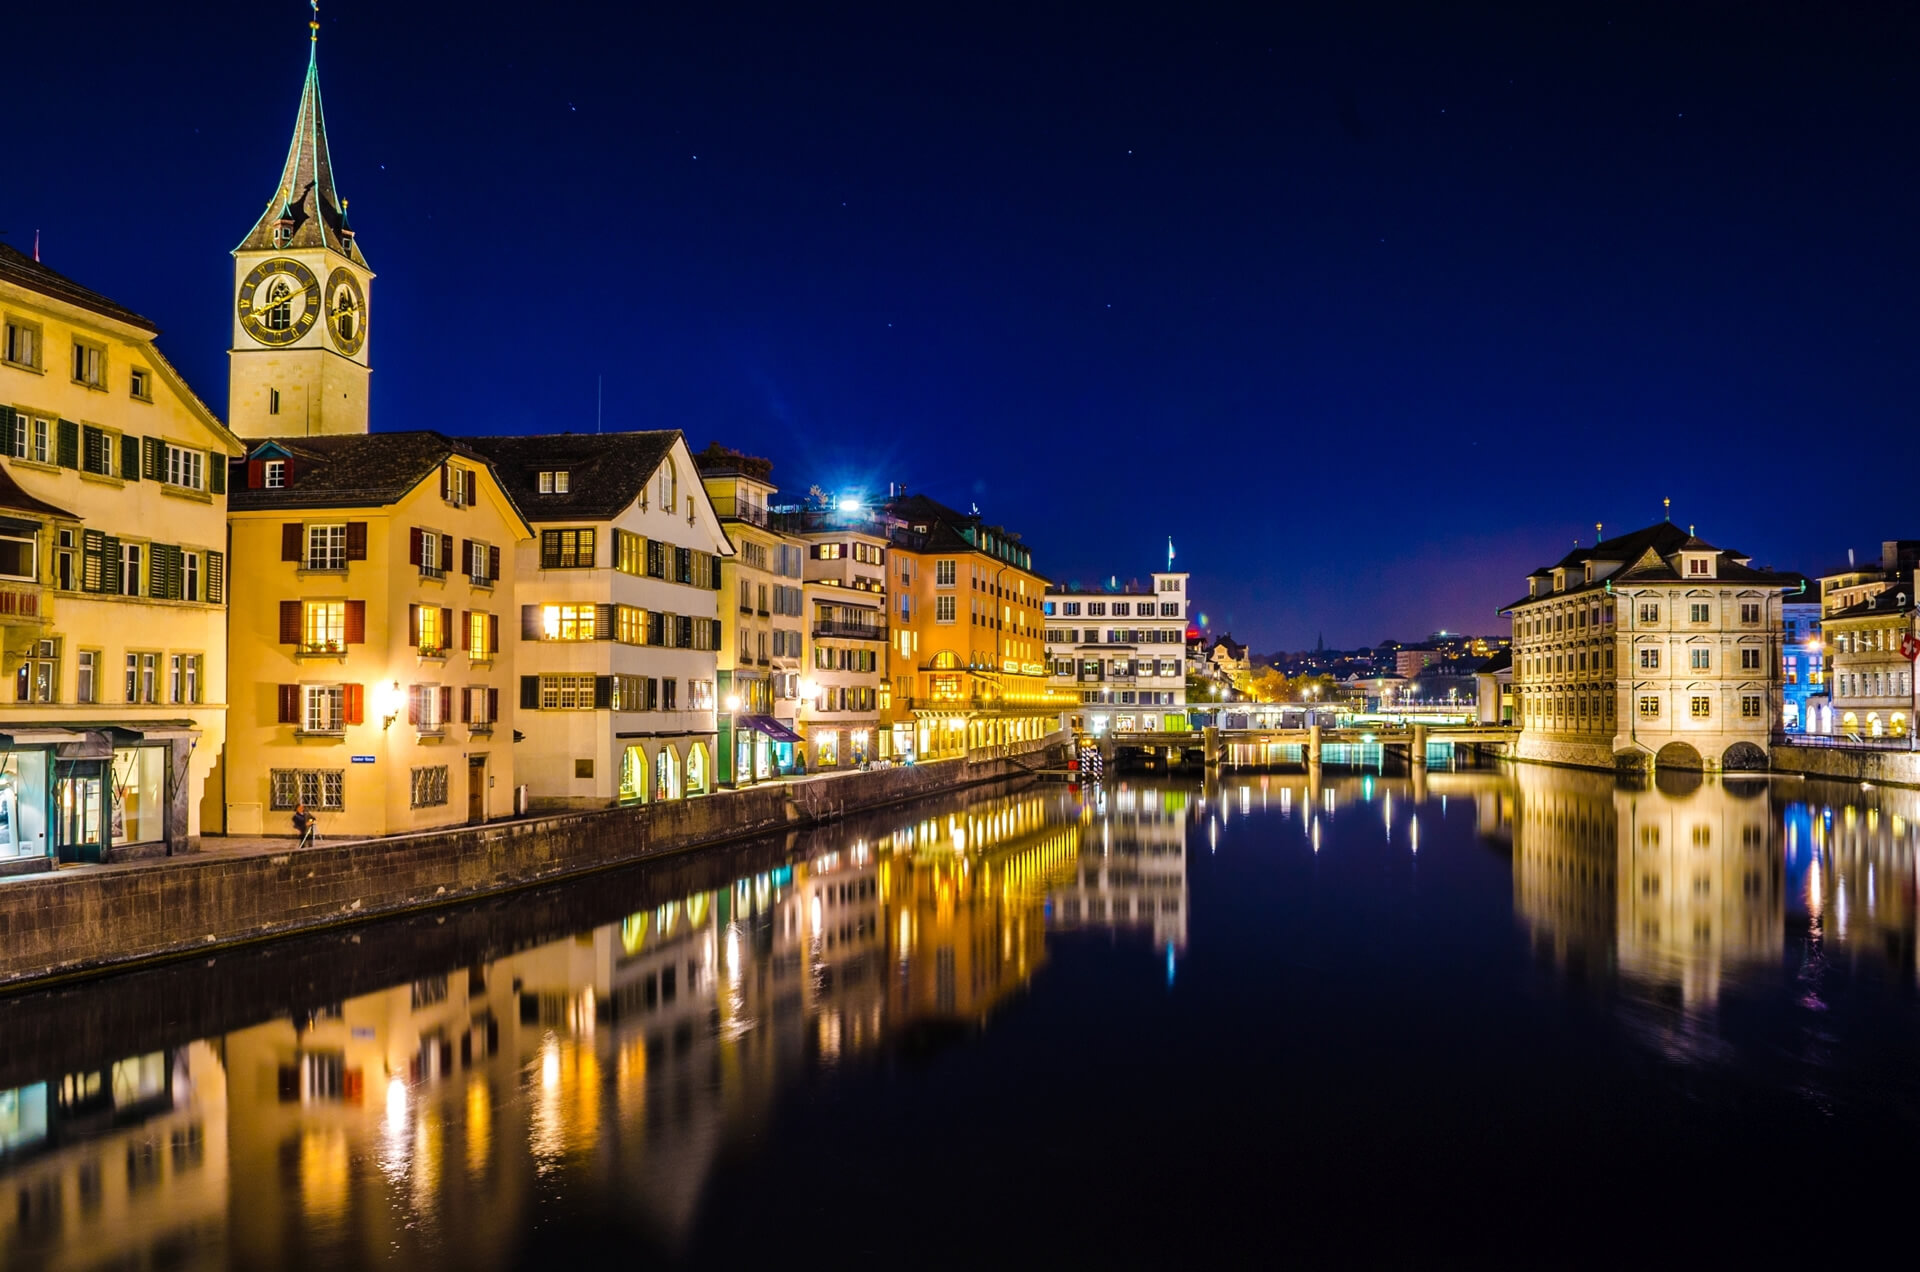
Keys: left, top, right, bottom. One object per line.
{"left": 237, "top": 3, "right": 365, "bottom": 265}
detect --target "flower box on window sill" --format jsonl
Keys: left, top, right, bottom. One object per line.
{"left": 416, "top": 645, "right": 448, "bottom": 660}
{"left": 470, "top": 723, "right": 494, "bottom": 735}
{"left": 298, "top": 643, "right": 348, "bottom": 658}
{"left": 294, "top": 728, "right": 347, "bottom": 739}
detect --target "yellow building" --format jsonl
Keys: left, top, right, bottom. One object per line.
{"left": 878, "top": 493, "right": 1071, "bottom": 760}
{"left": 694, "top": 445, "right": 806, "bottom": 785}
{"left": 225, "top": 436, "right": 529, "bottom": 836}
{"left": 778, "top": 506, "right": 889, "bottom": 771}
{"left": 1, "top": 245, "right": 242, "bottom": 866}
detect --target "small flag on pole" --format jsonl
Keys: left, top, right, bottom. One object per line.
{"left": 1167, "top": 536, "right": 1175, "bottom": 569}
{"left": 32, "top": 230, "right": 39, "bottom": 263}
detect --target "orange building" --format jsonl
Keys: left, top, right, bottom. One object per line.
{"left": 877, "top": 493, "right": 1073, "bottom": 760}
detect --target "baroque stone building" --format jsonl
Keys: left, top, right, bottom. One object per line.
{"left": 1504, "top": 522, "right": 1796, "bottom": 772}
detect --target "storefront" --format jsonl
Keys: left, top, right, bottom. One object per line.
{"left": 0, "top": 726, "right": 195, "bottom": 869}
{"left": 718, "top": 714, "right": 800, "bottom": 786}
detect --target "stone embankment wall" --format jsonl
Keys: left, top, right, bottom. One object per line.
{"left": 0, "top": 741, "right": 1063, "bottom": 990}
{"left": 1770, "top": 744, "right": 1920, "bottom": 789}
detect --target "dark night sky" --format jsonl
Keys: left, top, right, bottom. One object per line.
{"left": 7, "top": 1, "right": 1919, "bottom": 650}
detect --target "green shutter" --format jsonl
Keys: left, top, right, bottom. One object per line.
{"left": 121, "top": 435, "right": 141, "bottom": 482}
{"left": 154, "top": 545, "right": 181, "bottom": 600}
{"left": 81, "top": 529, "right": 104, "bottom": 593}
{"left": 208, "top": 454, "right": 225, "bottom": 495}
{"left": 143, "top": 436, "right": 163, "bottom": 481}
{"left": 80, "top": 425, "right": 103, "bottom": 475}
{"left": 100, "top": 536, "right": 122, "bottom": 594}
{"left": 0, "top": 406, "right": 16, "bottom": 456}
{"left": 56, "top": 420, "right": 79, "bottom": 469}
{"left": 206, "top": 550, "right": 225, "bottom": 605}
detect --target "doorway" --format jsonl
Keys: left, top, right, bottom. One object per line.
{"left": 467, "top": 756, "right": 487, "bottom": 823}
{"left": 56, "top": 762, "right": 105, "bottom": 863}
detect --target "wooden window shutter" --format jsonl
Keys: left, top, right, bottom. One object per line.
{"left": 461, "top": 687, "right": 471, "bottom": 723}
{"left": 461, "top": 539, "right": 473, "bottom": 576}
{"left": 278, "top": 684, "right": 300, "bottom": 723}
{"left": 345, "top": 522, "right": 367, "bottom": 560}
{"left": 460, "top": 611, "right": 471, "bottom": 650}
{"left": 520, "top": 676, "right": 539, "bottom": 710}
{"left": 408, "top": 603, "right": 420, "bottom": 647}
{"left": 489, "top": 688, "right": 499, "bottom": 721}
{"left": 441, "top": 608, "right": 454, "bottom": 646}
{"left": 282, "top": 524, "right": 304, "bottom": 562}
{"left": 100, "top": 536, "right": 122, "bottom": 593}
{"left": 0, "top": 407, "right": 14, "bottom": 454}
{"left": 143, "top": 437, "right": 163, "bottom": 481}
{"left": 408, "top": 687, "right": 421, "bottom": 726}
{"left": 408, "top": 527, "right": 423, "bottom": 566}
{"left": 595, "top": 603, "right": 615, "bottom": 640}
{"left": 488, "top": 545, "right": 500, "bottom": 580}
{"left": 489, "top": 614, "right": 500, "bottom": 653}
{"left": 209, "top": 455, "right": 226, "bottom": 495}
{"left": 522, "top": 606, "right": 541, "bottom": 640}
{"left": 207, "top": 550, "right": 225, "bottom": 604}
{"left": 440, "top": 686, "right": 453, "bottom": 723}
{"left": 247, "top": 459, "right": 265, "bottom": 489}
{"left": 56, "top": 419, "right": 78, "bottom": 469}
{"left": 344, "top": 600, "right": 366, "bottom": 644}
{"left": 121, "top": 435, "right": 141, "bottom": 482}
{"left": 594, "top": 676, "right": 614, "bottom": 710}
{"left": 440, "top": 463, "right": 450, "bottom": 499}
{"left": 279, "top": 600, "right": 302, "bottom": 645}
{"left": 344, "top": 683, "right": 364, "bottom": 726}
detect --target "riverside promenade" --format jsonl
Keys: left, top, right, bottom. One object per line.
{"left": 0, "top": 737, "right": 1065, "bottom": 991}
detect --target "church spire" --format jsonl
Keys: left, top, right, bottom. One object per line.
{"left": 237, "top": 2, "right": 365, "bottom": 265}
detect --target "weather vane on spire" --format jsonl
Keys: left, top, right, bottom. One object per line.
{"left": 310, "top": 0, "right": 320, "bottom": 41}
{"left": 1663, "top": 497, "right": 1671, "bottom": 521}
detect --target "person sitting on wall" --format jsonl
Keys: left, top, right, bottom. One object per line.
{"left": 292, "top": 802, "right": 316, "bottom": 849}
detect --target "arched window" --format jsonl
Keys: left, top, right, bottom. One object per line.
{"left": 655, "top": 743, "right": 682, "bottom": 800}
{"left": 659, "top": 458, "right": 677, "bottom": 512}
{"left": 930, "top": 650, "right": 959, "bottom": 670}
{"left": 620, "top": 745, "right": 648, "bottom": 804}
{"left": 685, "top": 742, "right": 709, "bottom": 795}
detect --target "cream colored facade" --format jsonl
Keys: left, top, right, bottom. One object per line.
{"left": 0, "top": 248, "right": 241, "bottom": 864}
{"left": 797, "top": 524, "right": 889, "bottom": 770}
{"left": 225, "top": 442, "right": 528, "bottom": 837}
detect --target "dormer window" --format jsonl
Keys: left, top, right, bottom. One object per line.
{"left": 538, "top": 470, "right": 571, "bottom": 495}
{"left": 1685, "top": 555, "right": 1713, "bottom": 577}
{"left": 1552, "top": 570, "right": 1566, "bottom": 592}
{"left": 1583, "top": 563, "right": 1593, "bottom": 584}
{"left": 442, "top": 463, "right": 475, "bottom": 507}
{"left": 265, "top": 459, "right": 286, "bottom": 488}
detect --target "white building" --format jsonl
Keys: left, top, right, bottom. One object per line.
{"left": 1043, "top": 572, "right": 1189, "bottom": 734}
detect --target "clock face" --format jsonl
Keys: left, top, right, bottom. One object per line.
{"left": 325, "top": 267, "right": 367, "bottom": 356}
{"left": 237, "top": 257, "right": 321, "bottom": 346}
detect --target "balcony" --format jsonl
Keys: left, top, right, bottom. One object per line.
{"left": 0, "top": 581, "right": 49, "bottom": 626}
{"left": 419, "top": 562, "right": 446, "bottom": 581}
{"left": 709, "top": 495, "right": 770, "bottom": 527}
{"left": 813, "top": 621, "right": 886, "bottom": 641}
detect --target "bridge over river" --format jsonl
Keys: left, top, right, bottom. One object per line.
{"left": 1079, "top": 721, "right": 1520, "bottom": 775}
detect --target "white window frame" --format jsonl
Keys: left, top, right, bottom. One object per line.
{"left": 163, "top": 443, "right": 204, "bottom": 491}
{"left": 304, "top": 684, "right": 345, "bottom": 733}
{"left": 308, "top": 523, "right": 347, "bottom": 571}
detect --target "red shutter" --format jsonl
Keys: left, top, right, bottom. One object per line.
{"left": 345, "top": 521, "right": 368, "bottom": 561}
{"left": 408, "top": 603, "right": 420, "bottom": 647}
{"left": 460, "top": 611, "right": 471, "bottom": 650}
{"left": 408, "top": 686, "right": 420, "bottom": 726}
{"left": 344, "top": 683, "right": 364, "bottom": 725}
{"left": 247, "top": 459, "right": 265, "bottom": 489}
{"left": 281, "top": 524, "right": 303, "bottom": 562}
{"left": 277, "top": 684, "right": 299, "bottom": 723}
{"left": 488, "top": 546, "right": 500, "bottom": 580}
{"left": 441, "top": 608, "right": 454, "bottom": 647}
{"left": 279, "top": 600, "right": 301, "bottom": 645}
{"left": 440, "top": 686, "right": 453, "bottom": 722}
{"left": 408, "top": 527, "right": 423, "bottom": 566}
{"left": 344, "top": 600, "right": 366, "bottom": 644}
{"left": 488, "top": 688, "right": 499, "bottom": 722}
{"left": 489, "top": 613, "right": 500, "bottom": 654}
{"left": 461, "top": 687, "right": 472, "bottom": 723}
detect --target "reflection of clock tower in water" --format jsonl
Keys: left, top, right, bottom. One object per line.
{"left": 229, "top": 9, "right": 372, "bottom": 438}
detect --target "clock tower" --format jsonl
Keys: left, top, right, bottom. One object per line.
{"left": 229, "top": 7, "right": 373, "bottom": 438}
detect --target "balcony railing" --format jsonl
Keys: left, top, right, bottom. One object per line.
{"left": 419, "top": 562, "right": 446, "bottom": 580}
{"left": 0, "top": 581, "right": 45, "bottom": 621}
{"left": 813, "top": 621, "right": 886, "bottom": 641}
{"left": 709, "top": 496, "right": 770, "bottom": 527}
{"left": 1775, "top": 731, "right": 1913, "bottom": 751}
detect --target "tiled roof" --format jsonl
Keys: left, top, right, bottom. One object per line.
{"left": 1503, "top": 521, "right": 1802, "bottom": 611}
{"left": 1476, "top": 649, "right": 1513, "bottom": 674}
{"left": 1825, "top": 593, "right": 1917, "bottom": 622}
{"left": 228, "top": 431, "right": 499, "bottom": 511}
{"left": 0, "top": 463, "right": 79, "bottom": 521}
{"left": 236, "top": 36, "right": 366, "bottom": 265}
{"left": 0, "top": 244, "right": 156, "bottom": 331}
{"left": 464, "top": 430, "right": 679, "bottom": 522}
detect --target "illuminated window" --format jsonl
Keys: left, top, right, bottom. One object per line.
{"left": 469, "top": 612, "right": 492, "bottom": 659}
{"left": 936, "top": 596, "right": 956, "bottom": 624}
{"left": 936, "top": 560, "right": 956, "bottom": 587}
{"left": 1690, "top": 696, "right": 1711, "bottom": 718}
{"left": 304, "top": 601, "right": 345, "bottom": 652}
{"left": 1638, "top": 648, "right": 1659, "bottom": 670}
{"left": 538, "top": 470, "right": 571, "bottom": 494}
{"left": 542, "top": 604, "right": 597, "bottom": 640}
{"left": 417, "top": 604, "right": 443, "bottom": 653}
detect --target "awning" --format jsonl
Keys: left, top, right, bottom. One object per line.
{"left": 0, "top": 729, "right": 85, "bottom": 745}
{"left": 103, "top": 722, "right": 201, "bottom": 742}
{"left": 739, "top": 714, "right": 803, "bottom": 743}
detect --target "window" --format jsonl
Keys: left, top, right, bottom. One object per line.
{"left": 169, "top": 654, "right": 202, "bottom": 704}
{"left": 542, "top": 604, "right": 597, "bottom": 640}
{"left": 183, "top": 551, "right": 200, "bottom": 602}
{"left": 690, "top": 679, "right": 715, "bottom": 709}
{"left": 1689, "top": 603, "right": 1710, "bottom": 623}
{"left": 1639, "top": 602, "right": 1659, "bottom": 624}
{"left": 469, "top": 611, "right": 492, "bottom": 659}
{"left": 1688, "top": 558, "right": 1708, "bottom": 575}
{"left": 410, "top": 766, "right": 450, "bottom": 808}
{"left": 304, "top": 601, "right": 346, "bottom": 653}
{"left": 1740, "top": 648, "right": 1761, "bottom": 670}
{"left": 411, "top": 684, "right": 445, "bottom": 731}
{"left": 469, "top": 686, "right": 495, "bottom": 727}
{"left": 129, "top": 367, "right": 151, "bottom": 401}
{"left": 10, "top": 413, "right": 51, "bottom": 464}
{"left": 417, "top": 604, "right": 444, "bottom": 654}
{"left": 936, "top": 559, "right": 956, "bottom": 587}
{"left": 270, "top": 769, "right": 344, "bottom": 811}
{"left": 0, "top": 524, "right": 35, "bottom": 581}
{"left": 125, "top": 652, "right": 158, "bottom": 704}
{"left": 71, "top": 340, "right": 105, "bottom": 388}
{"left": 540, "top": 528, "right": 595, "bottom": 569}
{"left": 268, "top": 388, "right": 281, "bottom": 416}
{"left": 936, "top": 595, "right": 956, "bottom": 624}
{"left": 264, "top": 459, "right": 286, "bottom": 488}
{"left": 1689, "top": 649, "right": 1711, "bottom": 670}
{"left": 1638, "top": 648, "right": 1659, "bottom": 670}
{"left": 418, "top": 530, "right": 443, "bottom": 578}
{"left": 1741, "top": 695, "right": 1763, "bottom": 719}
{"left": 1161, "top": 603, "right": 1179, "bottom": 617}
{"left": 468, "top": 539, "right": 493, "bottom": 583}
{"left": 15, "top": 638, "right": 56, "bottom": 703}
{"left": 1112, "top": 602, "right": 1130, "bottom": 617}
{"left": 304, "top": 685, "right": 345, "bottom": 733}
{"left": 307, "top": 524, "right": 346, "bottom": 571}
{"left": 1088, "top": 603, "right": 1106, "bottom": 617}
{"left": 540, "top": 674, "right": 597, "bottom": 710}
{"left": 121, "top": 542, "right": 142, "bottom": 596}
{"left": 1740, "top": 602, "right": 1760, "bottom": 624}
{"left": 658, "top": 458, "right": 677, "bottom": 510}
{"left": 1690, "top": 696, "right": 1712, "bottom": 718}
{"left": 76, "top": 649, "right": 97, "bottom": 703}
{"left": 1639, "top": 696, "right": 1661, "bottom": 718}
{"left": 3, "top": 317, "right": 40, "bottom": 369}
{"left": 814, "top": 543, "right": 844, "bottom": 560}
{"left": 618, "top": 605, "right": 648, "bottom": 645}
{"left": 163, "top": 444, "right": 204, "bottom": 490}
{"left": 538, "top": 470, "right": 571, "bottom": 494}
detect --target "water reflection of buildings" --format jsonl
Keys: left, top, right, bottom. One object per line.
{"left": 0, "top": 785, "right": 1091, "bottom": 1268}
{"left": 1048, "top": 783, "right": 1191, "bottom": 952}
{"left": 1511, "top": 766, "right": 1783, "bottom": 1007}
{"left": 1790, "top": 784, "right": 1920, "bottom": 980}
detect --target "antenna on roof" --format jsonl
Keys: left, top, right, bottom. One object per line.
{"left": 1663, "top": 497, "right": 1671, "bottom": 521}
{"left": 1596, "top": 521, "right": 1603, "bottom": 541}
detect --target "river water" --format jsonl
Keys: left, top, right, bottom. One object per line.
{"left": 2, "top": 764, "right": 1917, "bottom": 1268}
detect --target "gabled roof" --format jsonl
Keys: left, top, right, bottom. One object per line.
{"left": 236, "top": 25, "right": 365, "bottom": 265}
{"left": 464, "top": 430, "right": 680, "bottom": 522}
{"left": 227, "top": 431, "right": 506, "bottom": 513}
{"left": 0, "top": 243, "right": 156, "bottom": 332}
{"left": 1502, "top": 521, "right": 1801, "bottom": 611}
